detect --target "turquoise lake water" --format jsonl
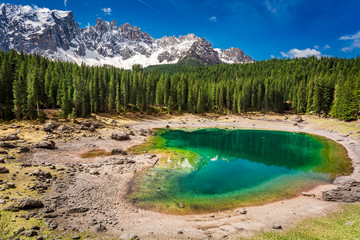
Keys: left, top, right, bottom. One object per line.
{"left": 128, "top": 128, "right": 353, "bottom": 213}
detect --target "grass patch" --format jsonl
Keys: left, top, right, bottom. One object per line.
{"left": 80, "top": 149, "right": 111, "bottom": 158}
{"left": 246, "top": 203, "right": 360, "bottom": 240}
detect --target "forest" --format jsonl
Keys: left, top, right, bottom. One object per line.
{"left": 0, "top": 49, "right": 359, "bottom": 121}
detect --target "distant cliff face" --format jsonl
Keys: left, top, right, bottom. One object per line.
{"left": 0, "top": 3, "right": 254, "bottom": 69}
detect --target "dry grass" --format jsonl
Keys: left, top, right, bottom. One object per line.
{"left": 80, "top": 149, "right": 111, "bottom": 158}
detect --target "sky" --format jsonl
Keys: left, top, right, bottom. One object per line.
{"left": 4, "top": 0, "right": 360, "bottom": 61}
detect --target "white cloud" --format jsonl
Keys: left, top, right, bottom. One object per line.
{"left": 209, "top": 16, "right": 217, "bottom": 22}
{"left": 340, "top": 31, "right": 360, "bottom": 52}
{"left": 323, "top": 44, "right": 330, "bottom": 50}
{"left": 87, "top": 22, "right": 91, "bottom": 28}
{"left": 101, "top": 7, "right": 112, "bottom": 15}
{"left": 281, "top": 48, "right": 321, "bottom": 59}
{"left": 314, "top": 45, "right": 319, "bottom": 49}
{"left": 340, "top": 31, "right": 360, "bottom": 40}
{"left": 64, "top": 0, "right": 67, "bottom": 7}
{"left": 265, "top": 0, "right": 277, "bottom": 13}
{"left": 270, "top": 54, "right": 275, "bottom": 59}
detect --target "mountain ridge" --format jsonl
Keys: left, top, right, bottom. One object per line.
{"left": 0, "top": 3, "right": 254, "bottom": 69}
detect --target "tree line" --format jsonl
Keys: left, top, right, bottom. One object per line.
{"left": 0, "top": 50, "right": 359, "bottom": 121}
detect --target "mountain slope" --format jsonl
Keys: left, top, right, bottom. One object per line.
{"left": 0, "top": 3, "right": 254, "bottom": 69}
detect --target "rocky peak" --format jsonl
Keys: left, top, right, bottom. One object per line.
{"left": 0, "top": 3, "right": 254, "bottom": 69}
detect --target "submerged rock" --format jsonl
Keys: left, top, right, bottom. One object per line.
{"left": 177, "top": 202, "right": 185, "bottom": 208}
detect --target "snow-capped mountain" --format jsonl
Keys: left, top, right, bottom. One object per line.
{"left": 0, "top": 3, "right": 254, "bottom": 69}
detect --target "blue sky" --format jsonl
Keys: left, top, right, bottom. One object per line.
{"left": 4, "top": 0, "right": 360, "bottom": 60}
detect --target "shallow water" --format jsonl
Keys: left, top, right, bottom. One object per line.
{"left": 128, "top": 128, "right": 353, "bottom": 213}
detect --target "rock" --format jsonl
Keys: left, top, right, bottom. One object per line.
{"left": 292, "top": 115, "right": 303, "bottom": 123}
{"left": 36, "top": 236, "right": 45, "bottom": 240}
{"left": 58, "top": 124, "right": 71, "bottom": 132}
{"left": 7, "top": 182, "right": 16, "bottom": 188}
{"left": 4, "top": 204, "right": 19, "bottom": 212}
{"left": 177, "top": 230, "right": 183, "bottom": 234}
{"left": 138, "top": 128, "right": 155, "bottom": 136}
{"left": 0, "top": 166, "right": 9, "bottom": 174}
{"left": 20, "top": 230, "right": 38, "bottom": 237}
{"left": 239, "top": 209, "right": 247, "bottom": 214}
{"left": 19, "top": 146, "right": 30, "bottom": 153}
{"left": 35, "top": 140, "right": 56, "bottom": 150}
{"left": 322, "top": 187, "right": 360, "bottom": 202}
{"left": 31, "top": 226, "right": 41, "bottom": 230}
{"left": 272, "top": 224, "right": 282, "bottom": 229}
{"left": 72, "top": 236, "right": 81, "bottom": 239}
{"left": 333, "top": 176, "right": 357, "bottom": 187}
{"left": 18, "top": 197, "right": 44, "bottom": 209}
{"left": 89, "top": 169, "right": 99, "bottom": 175}
{"left": 32, "top": 169, "right": 52, "bottom": 179}
{"left": 43, "top": 122, "right": 57, "bottom": 132}
{"left": 0, "top": 142, "right": 17, "bottom": 148}
{"left": 302, "top": 192, "right": 315, "bottom": 197}
{"left": 0, "top": 150, "right": 8, "bottom": 154}
{"left": 46, "top": 221, "right": 58, "bottom": 230}
{"left": 1, "top": 133, "right": 20, "bottom": 141}
{"left": 14, "top": 227, "right": 25, "bottom": 236}
{"left": 111, "top": 149, "right": 127, "bottom": 155}
{"left": 95, "top": 224, "right": 107, "bottom": 232}
{"left": 89, "top": 125, "right": 96, "bottom": 132}
{"left": 111, "top": 131, "right": 130, "bottom": 141}
{"left": 67, "top": 207, "right": 89, "bottom": 214}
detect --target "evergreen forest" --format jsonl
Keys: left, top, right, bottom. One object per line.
{"left": 0, "top": 50, "right": 359, "bottom": 121}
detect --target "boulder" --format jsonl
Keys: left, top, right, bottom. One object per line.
{"left": 43, "top": 122, "right": 57, "bottom": 132}
{"left": 19, "top": 146, "right": 30, "bottom": 153}
{"left": 35, "top": 140, "right": 56, "bottom": 150}
{"left": 0, "top": 142, "right": 17, "bottom": 148}
{"left": 21, "top": 230, "right": 38, "bottom": 237}
{"left": 292, "top": 115, "right": 303, "bottom": 123}
{"left": 111, "top": 131, "right": 130, "bottom": 141}
{"left": 333, "top": 176, "right": 357, "bottom": 187}
{"left": 58, "top": 124, "right": 71, "bottom": 132}
{"left": 111, "top": 149, "right": 127, "bottom": 155}
{"left": 322, "top": 187, "right": 360, "bottom": 202}
{"left": 272, "top": 224, "right": 282, "bottom": 229}
{"left": 1, "top": 133, "right": 20, "bottom": 141}
{"left": 138, "top": 128, "right": 155, "bottom": 136}
{"left": 0, "top": 166, "right": 9, "bottom": 174}
{"left": 17, "top": 197, "right": 44, "bottom": 209}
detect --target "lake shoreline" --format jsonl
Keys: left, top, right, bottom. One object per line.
{"left": 1, "top": 113, "right": 360, "bottom": 239}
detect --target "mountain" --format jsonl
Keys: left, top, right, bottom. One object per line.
{"left": 0, "top": 3, "right": 254, "bottom": 69}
